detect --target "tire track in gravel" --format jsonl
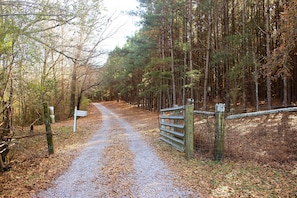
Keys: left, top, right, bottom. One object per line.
{"left": 35, "top": 103, "right": 196, "bottom": 198}
{"left": 34, "top": 104, "right": 113, "bottom": 198}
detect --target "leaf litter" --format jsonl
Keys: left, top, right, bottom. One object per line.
{"left": 0, "top": 101, "right": 296, "bottom": 197}
{"left": 34, "top": 103, "right": 195, "bottom": 197}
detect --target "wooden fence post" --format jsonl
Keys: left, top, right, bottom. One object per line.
{"left": 185, "top": 99, "right": 194, "bottom": 159}
{"left": 43, "top": 103, "right": 54, "bottom": 154}
{"left": 214, "top": 103, "right": 225, "bottom": 161}
{"left": 0, "top": 154, "right": 4, "bottom": 171}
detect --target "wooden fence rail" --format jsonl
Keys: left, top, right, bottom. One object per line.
{"left": 225, "top": 107, "right": 297, "bottom": 120}
{"left": 197, "top": 105, "right": 297, "bottom": 161}
{"left": 161, "top": 102, "right": 297, "bottom": 161}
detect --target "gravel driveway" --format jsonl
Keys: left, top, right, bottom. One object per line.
{"left": 35, "top": 103, "right": 196, "bottom": 197}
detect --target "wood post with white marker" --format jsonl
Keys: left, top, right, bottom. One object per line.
{"left": 44, "top": 103, "right": 54, "bottom": 154}
{"left": 214, "top": 103, "right": 225, "bottom": 161}
{"left": 73, "top": 106, "right": 88, "bottom": 132}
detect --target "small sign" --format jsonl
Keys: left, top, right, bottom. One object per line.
{"left": 73, "top": 106, "right": 88, "bottom": 132}
{"left": 49, "top": 106, "right": 55, "bottom": 123}
{"left": 76, "top": 110, "right": 87, "bottom": 117}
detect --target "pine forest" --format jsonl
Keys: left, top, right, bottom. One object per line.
{"left": 0, "top": 0, "right": 297, "bottom": 134}
{"left": 1, "top": 1, "right": 297, "bottom": 196}
{"left": 102, "top": 0, "right": 297, "bottom": 113}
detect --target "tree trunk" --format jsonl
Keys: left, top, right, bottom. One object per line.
{"left": 202, "top": 0, "right": 211, "bottom": 111}
{"left": 169, "top": 14, "right": 176, "bottom": 106}
{"left": 161, "top": 8, "right": 166, "bottom": 109}
{"left": 266, "top": 0, "right": 272, "bottom": 109}
{"left": 242, "top": 0, "right": 247, "bottom": 112}
{"left": 224, "top": 0, "right": 231, "bottom": 112}
{"left": 183, "top": 11, "right": 187, "bottom": 106}
{"left": 283, "top": 75, "right": 288, "bottom": 107}
{"left": 69, "top": 63, "right": 77, "bottom": 117}
{"left": 214, "top": 4, "right": 220, "bottom": 103}
{"left": 253, "top": 53, "right": 260, "bottom": 111}
{"left": 188, "top": 0, "right": 194, "bottom": 100}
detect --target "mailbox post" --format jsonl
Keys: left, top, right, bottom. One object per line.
{"left": 73, "top": 106, "right": 88, "bottom": 132}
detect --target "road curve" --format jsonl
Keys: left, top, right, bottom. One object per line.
{"left": 35, "top": 103, "right": 197, "bottom": 198}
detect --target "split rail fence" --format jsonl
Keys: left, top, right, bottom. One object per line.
{"left": 160, "top": 100, "right": 297, "bottom": 161}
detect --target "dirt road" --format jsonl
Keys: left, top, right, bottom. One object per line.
{"left": 35, "top": 103, "right": 196, "bottom": 197}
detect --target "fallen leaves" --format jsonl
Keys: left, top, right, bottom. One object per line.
{"left": 0, "top": 104, "right": 101, "bottom": 197}
{"left": 1, "top": 101, "right": 297, "bottom": 197}
{"left": 100, "top": 127, "right": 135, "bottom": 197}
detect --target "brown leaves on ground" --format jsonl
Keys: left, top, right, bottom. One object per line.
{"left": 100, "top": 127, "right": 135, "bottom": 197}
{"left": 0, "top": 101, "right": 296, "bottom": 197}
{"left": 0, "top": 104, "right": 101, "bottom": 198}
{"left": 97, "top": 102, "right": 297, "bottom": 197}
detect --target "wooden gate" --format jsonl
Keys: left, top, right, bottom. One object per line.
{"left": 159, "top": 99, "right": 194, "bottom": 158}
{"left": 160, "top": 105, "right": 185, "bottom": 152}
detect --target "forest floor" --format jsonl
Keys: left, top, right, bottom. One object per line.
{"left": 0, "top": 101, "right": 296, "bottom": 197}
